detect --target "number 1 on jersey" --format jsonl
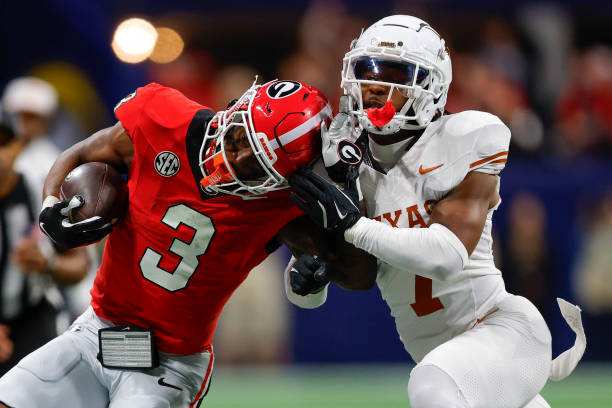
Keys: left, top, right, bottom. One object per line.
{"left": 411, "top": 275, "right": 444, "bottom": 317}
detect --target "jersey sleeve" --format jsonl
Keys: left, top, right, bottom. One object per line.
{"left": 113, "top": 83, "right": 159, "bottom": 138}
{"left": 114, "top": 83, "right": 211, "bottom": 144}
{"left": 468, "top": 116, "right": 511, "bottom": 175}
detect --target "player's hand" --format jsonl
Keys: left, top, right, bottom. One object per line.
{"left": 39, "top": 196, "right": 113, "bottom": 249}
{"left": 290, "top": 254, "right": 331, "bottom": 296}
{"left": 322, "top": 95, "right": 363, "bottom": 183}
{"left": 290, "top": 166, "right": 361, "bottom": 233}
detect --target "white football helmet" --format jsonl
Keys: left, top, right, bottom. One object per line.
{"left": 341, "top": 15, "right": 452, "bottom": 134}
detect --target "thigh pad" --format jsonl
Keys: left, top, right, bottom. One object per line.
{"left": 18, "top": 335, "right": 82, "bottom": 382}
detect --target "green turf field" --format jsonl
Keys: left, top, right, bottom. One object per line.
{"left": 204, "top": 363, "right": 612, "bottom": 407}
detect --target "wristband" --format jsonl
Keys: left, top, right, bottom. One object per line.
{"left": 42, "top": 195, "right": 60, "bottom": 211}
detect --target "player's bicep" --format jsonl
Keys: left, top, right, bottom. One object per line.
{"left": 76, "top": 121, "right": 133, "bottom": 171}
{"left": 276, "top": 216, "right": 331, "bottom": 258}
{"left": 429, "top": 171, "right": 498, "bottom": 255}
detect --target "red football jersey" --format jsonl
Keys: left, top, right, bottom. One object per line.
{"left": 90, "top": 83, "right": 303, "bottom": 354}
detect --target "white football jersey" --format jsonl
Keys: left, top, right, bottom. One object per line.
{"left": 358, "top": 110, "right": 511, "bottom": 362}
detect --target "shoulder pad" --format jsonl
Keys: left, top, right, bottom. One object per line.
{"left": 114, "top": 83, "right": 211, "bottom": 143}
{"left": 441, "top": 111, "right": 510, "bottom": 175}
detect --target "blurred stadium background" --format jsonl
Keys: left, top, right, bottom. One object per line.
{"left": 1, "top": 0, "right": 611, "bottom": 406}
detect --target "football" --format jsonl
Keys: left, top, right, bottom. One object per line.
{"left": 60, "top": 162, "right": 129, "bottom": 224}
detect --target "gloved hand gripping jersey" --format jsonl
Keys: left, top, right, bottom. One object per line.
{"left": 290, "top": 166, "right": 361, "bottom": 233}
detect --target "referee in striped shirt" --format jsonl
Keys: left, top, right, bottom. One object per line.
{"left": 0, "top": 122, "right": 90, "bottom": 375}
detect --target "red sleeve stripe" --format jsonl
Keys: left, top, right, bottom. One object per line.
{"left": 469, "top": 151, "right": 509, "bottom": 168}
{"left": 190, "top": 348, "right": 215, "bottom": 408}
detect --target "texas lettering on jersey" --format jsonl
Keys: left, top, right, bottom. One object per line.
{"left": 372, "top": 200, "right": 438, "bottom": 228}
{"left": 90, "top": 83, "right": 302, "bottom": 354}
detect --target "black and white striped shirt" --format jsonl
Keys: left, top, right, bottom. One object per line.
{"left": 0, "top": 174, "right": 47, "bottom": 322}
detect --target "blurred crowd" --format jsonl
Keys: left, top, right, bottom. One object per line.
{"left": 0, "top": 0, "right": 610, "bottom": 365}
{"left": 147, "top": 1, "right": 612, "bottom": 160}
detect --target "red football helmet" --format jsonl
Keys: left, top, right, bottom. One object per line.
{"left": 199, "top": 80, "right": 331, "bottom": 199}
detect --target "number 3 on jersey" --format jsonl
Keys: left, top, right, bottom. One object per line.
{"left": 140, "top": 204, "right": 215, "bottom": 291}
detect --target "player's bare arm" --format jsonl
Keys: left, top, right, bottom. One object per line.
{"left": 38, "top": 121, "right": 132, "bottom": 249}
{"left": 428, "top": 171, "right": 499, "bottom": 255}
{"left": 276, "top": 215, "right": 378, "bottom": 291}
{"left": 42, "top": 121, "right": 133, "bottom": 201}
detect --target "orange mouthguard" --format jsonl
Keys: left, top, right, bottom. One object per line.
{"left": 200, "top": 154, "right": 234, "bottom": 188}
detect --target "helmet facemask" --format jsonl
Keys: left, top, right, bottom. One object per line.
{"left": 199, "top": 82, "right": 286, "bottom": 199}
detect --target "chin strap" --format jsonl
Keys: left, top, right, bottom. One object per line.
{"left": 549, "top": 298, "right": 587, "bottom": 381}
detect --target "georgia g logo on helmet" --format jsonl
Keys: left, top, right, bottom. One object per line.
{"left": 266, "top": 81, "right": 302, "bottom": 99}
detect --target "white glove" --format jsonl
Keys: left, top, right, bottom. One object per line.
{"left": 322, "top": 95, "right": 363, "bottom": 183}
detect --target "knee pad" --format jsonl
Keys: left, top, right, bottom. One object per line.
{"left": 408, "top": 364, "right": 470, "bottom": 408}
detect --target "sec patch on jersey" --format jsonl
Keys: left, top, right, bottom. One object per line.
{"left": 60, "top": 162, "right": 129, "bottom": 224}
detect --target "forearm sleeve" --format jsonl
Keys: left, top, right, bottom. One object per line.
{"left": 284, "top": 256, "right": 329, "bottom": 309}
{"left": 344, "top": 218, "right": 469, "bottom": 281}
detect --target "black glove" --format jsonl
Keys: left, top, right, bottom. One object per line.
{"left": 289, "top": 166, "right": 361, "bottom": 233}
{"left": 321, "top": 95, "right": 363, "bottom": 183}
{"left": 39, "top": 196, "right": 113, "bottom": 249}
{"left": 290, "top": 254, "right": 331, "bottom": 296}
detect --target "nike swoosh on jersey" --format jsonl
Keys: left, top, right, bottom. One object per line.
{"left": 158, "top": 377, "right": 182, "bottom": 391}
{"left": 418, "top": 163, "right": 444, "bottom": 174}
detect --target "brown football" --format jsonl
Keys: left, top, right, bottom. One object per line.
{"left": 60, "top": 162, "right": 128, "bottom": 224}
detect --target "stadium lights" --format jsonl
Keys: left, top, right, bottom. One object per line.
{"left": 149, "top": 27, "right": 184, "bottom": 64}
{"left": 111, "top": 18, "right": 185, "bottom": 64}
{"left": 112, "top": 18, "right": 158, "bottom": 63}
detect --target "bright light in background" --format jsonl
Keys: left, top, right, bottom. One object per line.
{"left": 112, "top": 18, "right": 158, "bottom": 63}
{"left": 149, "top": 27, "right": 184, "bottom": 63}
